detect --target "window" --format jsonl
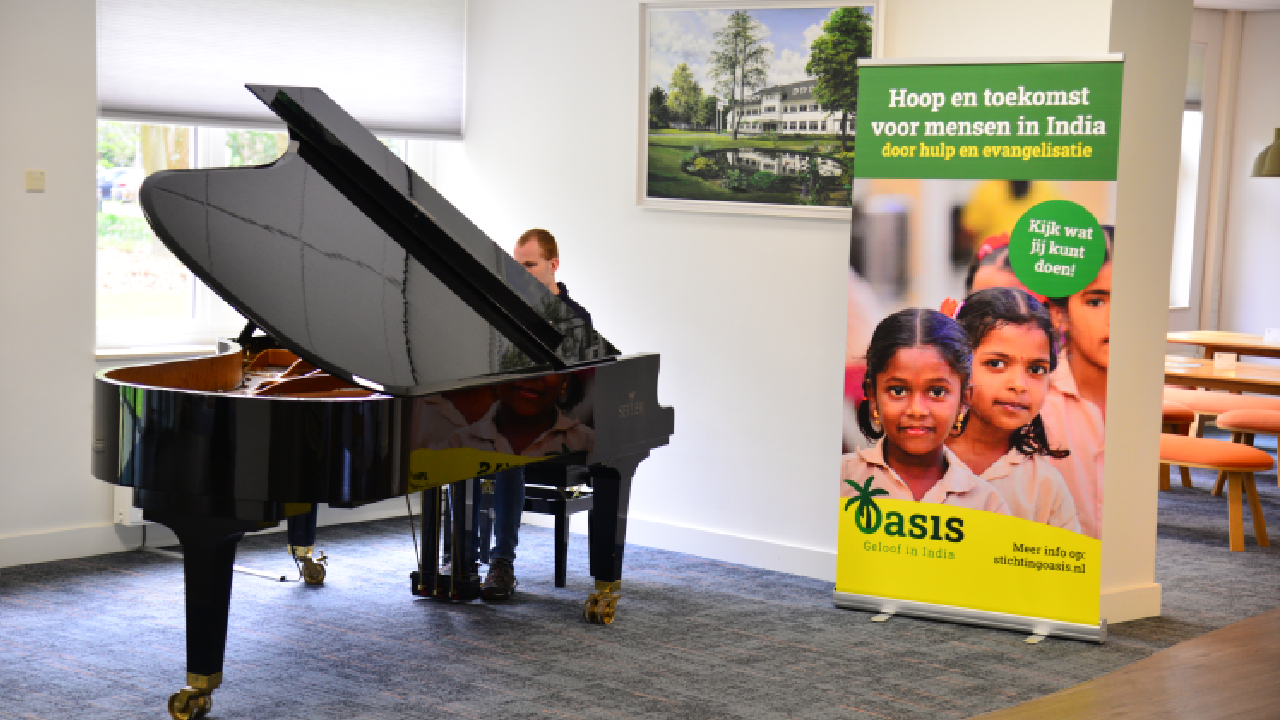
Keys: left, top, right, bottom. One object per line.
{"left": 96, "top": 120, "right": 414, "bottom": 349}
{"left": 764, "top": 106, "right": 775, "bottom": 112}
{"left": 1169, "top": 41, "right": 1207, "bottom": 309}
{"left": 98, "top": 0, "right": 466, "bottom": 138}
{"left": 800, "top": 105, "right": 808, "bottom": 112}
{"left": 820, "top": 121, "right": 827, "bottom": 131}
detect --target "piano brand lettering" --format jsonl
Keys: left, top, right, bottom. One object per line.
{"left": 844, "top": 476, "right": 964, "bottom": 542}
{"left": 618, "top": 391, "right": 645, "bottom": 418}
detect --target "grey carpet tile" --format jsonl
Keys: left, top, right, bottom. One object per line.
{"left": 1, "top": 454, "right": 1277, "bottom": 720}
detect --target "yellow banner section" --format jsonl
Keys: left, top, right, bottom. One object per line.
{"left": 407, "top": 448, "right": 540, "bottom": 492}
{"left": 836, "top": 498, "right": 1100, "bottom": 626}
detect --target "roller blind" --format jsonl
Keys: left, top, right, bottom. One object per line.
{"left": 97, "top": 0, "right": 466, "bottom": 138}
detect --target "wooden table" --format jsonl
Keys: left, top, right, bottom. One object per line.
{"left": 1164, "top": 355, "right": 1280, "bottom": 395}
{"left": 1167, "top": 330, "right": 1280, "bottom": 360}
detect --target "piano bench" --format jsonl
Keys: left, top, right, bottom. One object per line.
{"left": 521, "top": 485, "right": 593, "bottom": 588}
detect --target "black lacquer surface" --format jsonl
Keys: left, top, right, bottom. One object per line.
{"left": 93, "top": 353, "right": 673, "bottom": 521}
{"left": 139, "top": 85, "right": 615, "bottom": 395}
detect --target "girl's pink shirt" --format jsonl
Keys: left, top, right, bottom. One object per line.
{"left": 841, "top": 441, "right": 1010, "bottom": 514}
{"left": 1040, "top": 352, "right": 1105, "bottom": 539}
{"left": 979, "top": 449, "right": 1082, "bottom": 533}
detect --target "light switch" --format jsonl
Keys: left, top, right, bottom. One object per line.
{"left": 25, "top": 170, "right": 45, "bottom": 193}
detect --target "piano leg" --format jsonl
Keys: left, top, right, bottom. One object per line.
{"left": 584, "top": 452, "right": 648, "bottom": 625}
{"left": 410, "top": 483, "right": 482, "bottom": 601}
{"left": 143, "top": 510, "right": 262, "bottom": 720}
{"left": 412, "top": 488, "right": 446, "bottom": 597}
{"left": 447, "top": 478, "right": 484, "bottom": 601}
{"left": 285, "top": 504, "right": 326, "bottom": 585}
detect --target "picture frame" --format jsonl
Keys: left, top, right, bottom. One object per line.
{"left": 639, "top": 0, "right": 882, "bottom": 218}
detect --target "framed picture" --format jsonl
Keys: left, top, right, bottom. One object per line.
{"left": 639, "top": 1, "right": 881, "bottom": 218}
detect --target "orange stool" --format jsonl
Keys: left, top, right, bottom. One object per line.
{"left": 1163, "top": 387, "right": 1280, "bottom": 417}
{"left": 1161, "top": 400, "right": 1195, "bottom": 429}
{"left": 1159, "top": 434, "right": 1271, "bottom": 551}
{"left": 1213, "top": 409, "right": 1280, "bottom": 494}
{"left": 1160, "top": 401, "right": 1196, "bottom": 490}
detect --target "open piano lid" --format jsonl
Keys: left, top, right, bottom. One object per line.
{"left": 140, "top": 86, "right": 616, "bottom": 396}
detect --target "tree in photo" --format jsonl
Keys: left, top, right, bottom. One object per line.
{"left": 649, "top": 86, "right": 671, "bottom": 129}
{"left": 708, "top": 10, "right": 770, "bottom": 140}
{"left": 806, "top": 7, "right": 873, "bottom": 152}
{"left": 701, "top": 95, "right": 720, "bottom": 131}
{"left": 666, "top": 63, "right": 706, "bottom": 127}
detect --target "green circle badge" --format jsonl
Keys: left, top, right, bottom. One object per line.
{"left": 1008, "top": 200, "right": 1106, "bottom": 298}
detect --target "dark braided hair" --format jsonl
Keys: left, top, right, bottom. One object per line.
{"left": 1044, "top": 224, "right": 1114, "bottom": 310}
{"left": 856, "top": 308, "right": 972, "bottom": 441}
{"left": 955, "top": 287, "right": 1069, "bottom": 459}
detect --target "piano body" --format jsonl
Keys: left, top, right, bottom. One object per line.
{"left": 91, "top": 86, "right": 673, "bottom": 720}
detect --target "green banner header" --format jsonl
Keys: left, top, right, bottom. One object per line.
{"left": 853, "top": 60, "right": 1123, "bottom": 180}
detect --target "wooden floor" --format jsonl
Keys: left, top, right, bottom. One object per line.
{"left": 974, "top": 607, "right": 1280, "bottom": 720}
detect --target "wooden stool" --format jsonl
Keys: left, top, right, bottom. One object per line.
{"left": 1214, "top": 409, "right": 1280, "bottom": 495}
{"left": 1159, "top": 434, "right": 1272, "bottom": 551}
{"left": 1160, "top": 400, "right": 1196, "bottom": 490}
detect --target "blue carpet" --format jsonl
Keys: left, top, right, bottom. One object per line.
{"left": 1, "top": 453, "right": 1276, "bottom": 719}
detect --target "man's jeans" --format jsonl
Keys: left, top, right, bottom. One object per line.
{"left": 489, "top": 467, "right": 525, "bottom": 562}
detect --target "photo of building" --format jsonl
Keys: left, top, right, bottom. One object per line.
{"left": 725, "top": 79, "right": 843, "bottom": 134}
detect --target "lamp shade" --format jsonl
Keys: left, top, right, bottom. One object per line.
{"left": 1253, "top": 127, "right": 1280, "bottom": 177}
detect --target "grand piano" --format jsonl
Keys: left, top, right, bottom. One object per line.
{"left": 91, "top": 86, "right": 673, "bottom": 720}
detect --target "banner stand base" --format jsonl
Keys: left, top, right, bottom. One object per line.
{"left": 833, "top": 591, "right": 1106, "bottom": 643}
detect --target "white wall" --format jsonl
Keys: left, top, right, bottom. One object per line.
{"left": 437, "top": 0, "right": 852, "bottom": 576}
{"left": 881, "top": 0, "right": 1113, "bottom": 57}
{"left": 0, "top": 0, "right": 108, "bottom": 565}
{"left": 1218, "top": 11, "right": 1280, "bottom": 333}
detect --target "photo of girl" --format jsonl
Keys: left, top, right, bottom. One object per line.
{"left": 1039, "top": 226, "right": 1113, "bottom": 540}
{"left": 411, "top": 387, "right": 498, "bottom": 451}
{"left": 841, "top": 308, "right": 1009, "bottom": 513}
{"left": 964, "top": 233, "right": 1041, "bottom": 300}
{"left": 447, "top": 373, "right": 594, "bottom": 457}
{"left": 947, "top": 288, "right": 1081, "bottom": 533}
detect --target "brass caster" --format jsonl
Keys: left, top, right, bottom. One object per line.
{"left": 300, "top": 553, "right": 328, "bottom": 585}
{"left": 583, "top": 592, "right": 618, "bottom": 624}
{"left": 168, "top": 688, "right": 212, "bottom": 720}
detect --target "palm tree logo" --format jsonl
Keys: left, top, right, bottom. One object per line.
{"left": 844, "top": 476, "right": 888, "bottom": 534}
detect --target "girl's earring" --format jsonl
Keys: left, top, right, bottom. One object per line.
{"left": 870, "top": 406, "right": 883, "bottom": 434}
{"left": 952, "top": 408, "right": 969, "bottom": 435}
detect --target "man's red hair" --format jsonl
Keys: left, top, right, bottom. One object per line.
{"left": 517, "top": 228, "right": 558, "bottom": 260}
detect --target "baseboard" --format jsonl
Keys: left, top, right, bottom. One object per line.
{"left": 4, "top": 508, "right": 1158, "bottom": 619}
{"left": 1101, "top": 582, "right": 1163, "bottom": 623}
{"left": 520, "top": 512, "right": 838, "bottom": 581}
{"left": 0, "top": 498, "right": 417, "bottom": 570}
{"left": 0, "top": 523, "right": 146, "bottom": 569}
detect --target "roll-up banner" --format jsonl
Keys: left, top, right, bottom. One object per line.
{"left": 835, "top": 57, "right": 1123, "bottom": 642}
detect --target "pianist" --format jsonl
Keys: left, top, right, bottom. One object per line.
{"left": 470, "top": 228, "right": 594, "bottom": 600}
{"left": 514, "top": 228, "right": 592, "bottom": 329}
